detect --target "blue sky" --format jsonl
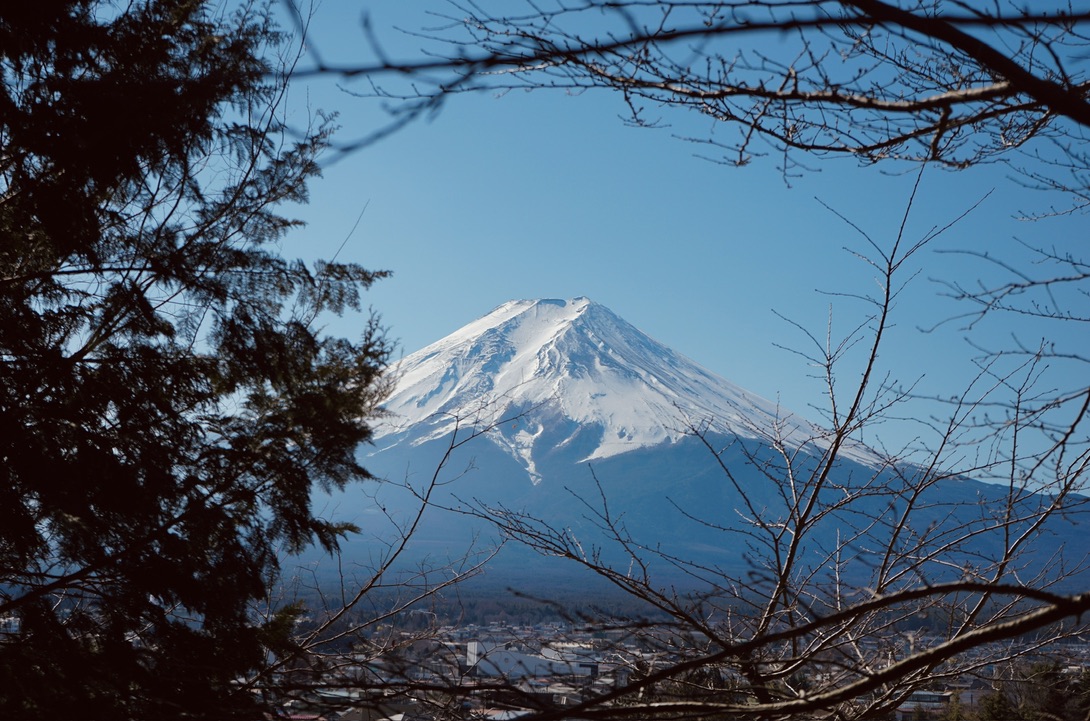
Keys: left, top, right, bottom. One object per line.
{"left": 283, "top": 2, "right": 1090, "bottom": 455}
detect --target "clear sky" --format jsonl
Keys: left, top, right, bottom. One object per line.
{"left": 280, "top": 1, "right": 1090, "bottom": 456}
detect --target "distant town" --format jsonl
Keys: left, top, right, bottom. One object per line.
{"left": 260, "top": 608, "right": 1090, "bottom": 721}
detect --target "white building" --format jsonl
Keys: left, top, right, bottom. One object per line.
{"left": 467, "top": 641, "right": 597, "bottom": 679}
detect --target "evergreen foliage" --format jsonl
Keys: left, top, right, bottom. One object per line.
{"left": 0, "top": 2, "right": 389, "bottom": 717}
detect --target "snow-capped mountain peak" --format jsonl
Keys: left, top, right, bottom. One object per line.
{"left": 374, "top": 298, "right": 840, "bottom": 481}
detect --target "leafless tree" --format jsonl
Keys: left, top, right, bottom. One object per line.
{"left": 257, "top": 168, "right": 1090, "bottom": 721}
{"left": 296, "top": 2, "right": 1090, "bottom": 196}
{"left": 452, "top": 168, "right": 1090, "bottom": 721}
{"left": 274, "top": 3, "right": 1090, "bottom": 719}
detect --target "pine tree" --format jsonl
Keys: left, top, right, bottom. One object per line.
{"left": 0, "top": 2, "right": 389, "bottom": 717}
{"left": 977, "top": 692, "right": 1019, "bottom": 721}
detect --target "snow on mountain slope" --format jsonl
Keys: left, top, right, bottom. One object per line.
{"left": 374, "top": 298, "right": 864, "bottom": 479}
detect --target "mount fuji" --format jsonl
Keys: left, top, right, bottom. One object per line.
{"left": 372, "top": 297, "right": 869, "bottom": 477}
{"left": 320, "top": 298, "right": 1083, "bottom": 589}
